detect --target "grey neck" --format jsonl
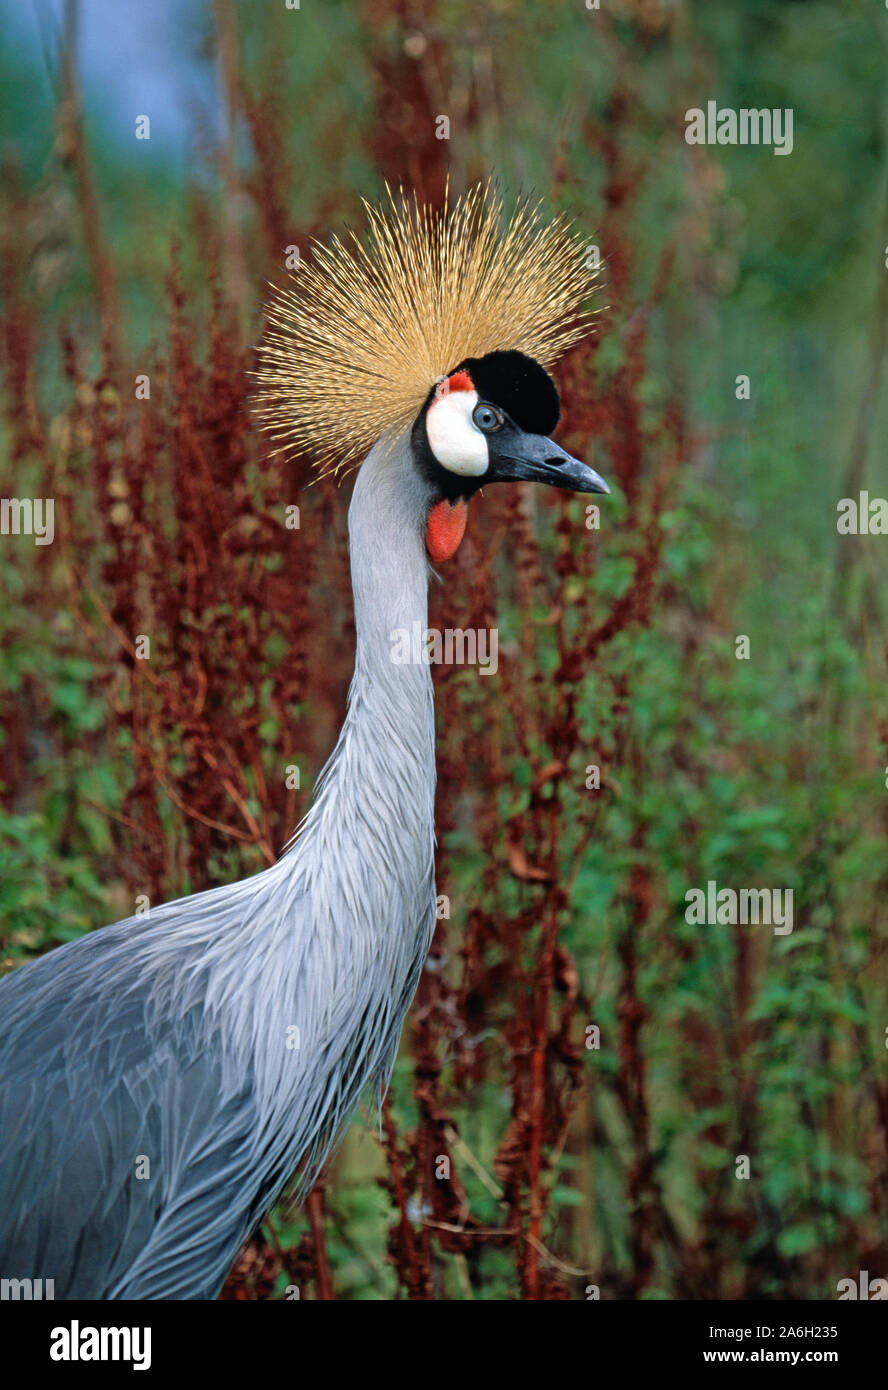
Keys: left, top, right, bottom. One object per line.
{"left": 348, "top": 433, "right": 434, "bottom": 686}
{"left": 295, "top": 433, "right": 436, "bottom": 869}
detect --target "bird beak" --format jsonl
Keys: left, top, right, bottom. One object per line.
{"left": 489, "top": 433, "right": 609, "bottom": 494}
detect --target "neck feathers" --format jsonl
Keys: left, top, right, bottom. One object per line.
{"left": 299, "top": 433, "right": 437, "bottom": 862}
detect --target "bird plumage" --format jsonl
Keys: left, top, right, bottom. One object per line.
{"left": 0, "top": 436, "right": 436, "bottom": 1297}
{"left": 251, "top": 182, "right": 599, "bottom": 475}
{"left": 0, "top": 186, "right": 605, "bottom": 1299}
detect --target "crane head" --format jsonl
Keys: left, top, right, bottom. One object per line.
{"left": 252, "top": 184, "right": 605, "bottom": 490}
{"left": 412, "top": 349, "right": 608, "bottom": 563}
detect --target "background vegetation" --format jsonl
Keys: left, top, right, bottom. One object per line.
{"left": 1, "top": 0, "right": 886, "bottom": 1299}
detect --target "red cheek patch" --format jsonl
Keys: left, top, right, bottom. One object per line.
{"left": 426, "top": 497, "right": 468, "bottom": 563}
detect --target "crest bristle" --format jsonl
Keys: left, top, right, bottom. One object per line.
{"left": 251, "top": 183, "right": 601, "bottom": 478}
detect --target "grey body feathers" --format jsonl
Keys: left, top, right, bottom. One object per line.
{"left": 0, "top": 435, "right": 438, "bottom": 1299}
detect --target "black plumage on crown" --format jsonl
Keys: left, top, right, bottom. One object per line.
{"left": 452, "top": 350, "right": 560, "bottom": 437}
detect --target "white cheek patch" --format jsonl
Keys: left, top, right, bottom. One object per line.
{"left": 426, "top": 388, "right": 489, "bottom": 477}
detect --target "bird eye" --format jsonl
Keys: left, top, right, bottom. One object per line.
{"left": 472, "top": 403, "right": 503, "bottom": 433}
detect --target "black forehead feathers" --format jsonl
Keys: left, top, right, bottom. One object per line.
{"left": 453, "top": 350, "right": 560, "bottom": 437}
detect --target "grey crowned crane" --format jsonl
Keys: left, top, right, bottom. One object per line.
{"left": 0, "top": 185, "right": 607, "bottom": 1298}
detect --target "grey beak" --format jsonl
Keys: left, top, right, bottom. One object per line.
{"left": 489, "top": 434, "right": 609, "bottom": 494}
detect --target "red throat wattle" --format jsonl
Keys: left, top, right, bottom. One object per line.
{"left": 426, "top": 497, "right": 468, "bottom": 563}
